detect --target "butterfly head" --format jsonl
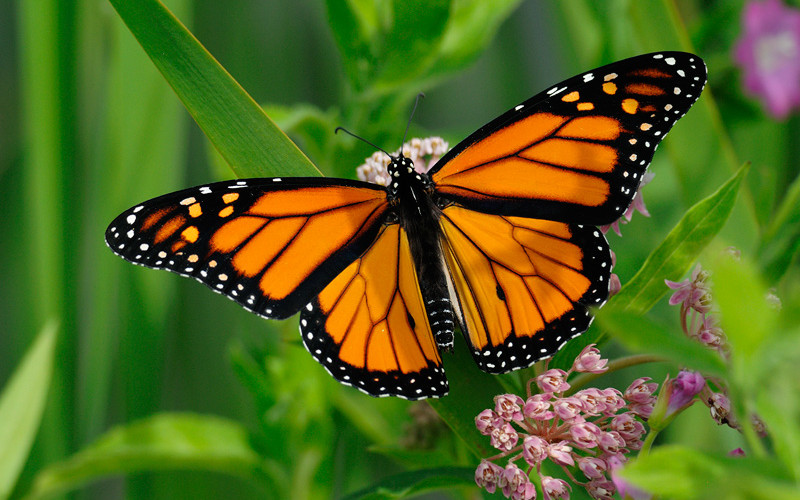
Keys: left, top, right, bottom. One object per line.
{"left": 386, "top": 153, "right": 427, "bottom": 192}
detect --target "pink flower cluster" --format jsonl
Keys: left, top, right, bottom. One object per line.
{"left": 665, "top": 264, "right": 726, "bottom": 353}
{"left": 474, "top": 345, "right": 657, "bottom": 500}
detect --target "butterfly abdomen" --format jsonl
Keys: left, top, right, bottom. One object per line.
{"left": 391, "top": 166, "right": 456, "bottom": 351}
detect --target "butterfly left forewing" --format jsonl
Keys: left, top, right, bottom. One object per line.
{"left": 439, "top": 206, "right": 610, "bottom": 373}
{"left": 430, "top": 52, "right": 706, "bottom": 225}
{"left": 300, "top": 224, "right": 448, "bottom": 399}
{"left": 105, "top": 178, "right": 389, "bottom": 319}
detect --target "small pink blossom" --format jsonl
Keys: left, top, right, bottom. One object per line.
{"left": 578, "top": 456, "right": 607, "bottom": 480}
{"left": 624, "top": 377, "right": 658, "bottom": 404}
{"left": 708, "top": 392, "right": 733, "bottom": 426}
{"left": 500, "top": 463, "right": 535, "bottom": 499}
{"left": 523, "top": 393, "right": 555, "bottom": 421}
{"left": 547, "top": 441, "right": 575, "bottom": 466}
{"left": 574, "top": 388, "right": 605, "bottom": 416}
{"left": 665, "top": 264, "right": 712, "bottom": 313}
{"left": 586, "top": 479, "right": 616, "bottom": 500}
{"left": 598, "top": 431, "right": 626, "bottom": 455}
{"left": 649, "top": 371, "right": 706, "bottom": 431}
{"left": 536, "top": 369, "right": 570, "bottom": 393}
{"left": 553, "top": 397, "right": 584, "bottom": 422}
{"left": 570, "top": 421, "right": 602, "bottom": 449}
{"left": 573, "top": 344, "right": 609, "bottom": 373}
{"left": 609, "top": 413, "right": 646, "bottom": 445}
{"left": 729, "top": 447, "right": 746, "bottom": 457}
{"left": 476, "top": 409, "right": 500, "bottom": 435}
{"left": 495, "top": 394, "right": 525, "bottom": 422}
{"left": 541, "top": 475, "right": 571, "bottom": 500}
{"left": 523, "top": 434, "right": 549, "bottom": 466}
{"left": 490, "top": 421, "right": 519, "bottom": 451}
{"left": 475, "top": 460, "right": 504, "bottom": 494}
{"left": 599, "top": 388, "right": 626, "bottom": 415}
{"left": 733, "top": 0, "right": 800, "bottom": 118}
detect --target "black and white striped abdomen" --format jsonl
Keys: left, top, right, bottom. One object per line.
{"left": 426, "top": 297, "right": 455, "bottom": 350}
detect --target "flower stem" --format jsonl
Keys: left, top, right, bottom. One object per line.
{"left": 567, "top": 354, "right": 667, "bottom": 394}
{"left": 639, "top": 429, "right": 659, "bottom": 457}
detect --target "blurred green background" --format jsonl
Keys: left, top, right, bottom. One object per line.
{"left": 2, "top": 0, "right": 800, "bottom": 499}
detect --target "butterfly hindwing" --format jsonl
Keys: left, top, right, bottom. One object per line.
{"left": 300, "top": 224, "right": 448, "bottom": 399}
{"left": 430, "top": 52, "right": 707, "bottom": 225}
{"left": 439, "top": 206, "right": 611, "bottom": 373}
{"left": 105, "top": 178, "right": 389, "bottom": 319}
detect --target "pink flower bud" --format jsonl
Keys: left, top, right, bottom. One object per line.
{"left": 500, "top": 463, "right": 534, "bottom": 499}
{"left": 475, "top": 409, "right": 500, "bottom": 435}
{"left": 574, "top": 388, "right": 604, "bottom": 416}
{"left": 541, "top": 475, "right": 571, "bottom": 500}
{"left": 586, "top": 479, "right": 616, "bottom": 500}
{"left": 577, "top": 456, "right": 607, "bottom": 480}
{"left": 524, "top": 393, "right": 555, "bottom": 421}
{"left": 708, "top": 392, "right": 732, "bottom": 426}
{"left": 536, "top": 368, "right": 570, "bottom": 393}
{"left": 728, "top": 447, "right": 746, "bottom": 457}
{"left": 547, "top": 440, "right": 575, "bottom": 466}
{"left": 600, "top": 388, "right": 626, "bottom": 415}
{"left": 649, "top": 371, "right": 705, "bottom": 431}
{"left": 570, "top": 420, "right": 602, "bottom": 449}
{"left": 609, "top": 412, "right": 646, "bottom": 444}
{"left": 553, "top": 396, "right": 584, "bottom": 422}
{"left": 522, "top": 434, "right": 549, "bottom": 466}
{"left": 475, "top": 460, "right": 503, "bottom": 494}
{"left": 494, "top": 393, "right": 525, "bottom": 422}
{"left": 624, "top": 377, "right": 658, "bottom": 404}
{"left": 573, "top": 344, "right": 609, "bottom": 373}
{"left": 598, "top": 431, "right": 626, "bottom": 455}
{"left": 608, "top": 454, "right": 651, "bottom": 499}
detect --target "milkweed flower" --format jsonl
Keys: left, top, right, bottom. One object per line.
{"left": 356, "top": 137, "right": 449, "bottom": 185}
{"left": 473, "top": 346, "right": 657, "bottom": 499}
{"left": 600, "top": 172, "right": 654, "bottom": 236}
{"left": 733, "top": 0, "right": 800, "bottom": 118}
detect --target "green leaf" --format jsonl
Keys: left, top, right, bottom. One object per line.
{"left": 427, "top": 341, "right": 509, "bottom": 458}
{"left": 554, "top": 164, "right": 749, "bottom": 368}
{"left": 339, "top": 466, "right": 475, "bottom": 500}
{"left": 621, "top": 445, "right": 800, "bottom": 500}
{"left": 0, "top": 321, "right": 58, "bottom": 500}
{"left": 108, "top": 0, "right": 319, "bottom": 178}
{"left": 595, "top": 308, "right": 726, "bottom": 377}
{"left": 25, "top": 414, "right": 268, "bottom": 499}
{"left": 611, "top": 163, "right": 749, "bottom": 314}
{"left": 711, "top": 254, "right": 776, "bottom": 369}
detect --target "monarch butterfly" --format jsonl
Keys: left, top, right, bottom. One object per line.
{"left": 106, "top": 52, "right": 706, "bottom": 400}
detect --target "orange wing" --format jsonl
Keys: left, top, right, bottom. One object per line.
{"left": 105, "top": 178, "right": 389, "bottom": 319}
{"left": 430, "top": 52, "right": 706, "bottom": 225}
{"left": 439, "top": 205, "right": 610, "bottom": 373}
{"left": 299, "top": 224, "right": 447, "bottom": 399}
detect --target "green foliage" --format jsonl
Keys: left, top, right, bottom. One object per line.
{"left": 4, "top": 0, "right": 800, "bottom": 499}
{"left": 0, "top": 323, "right": 57, "bottom": 500}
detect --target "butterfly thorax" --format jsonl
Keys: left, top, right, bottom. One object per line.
{"left": 386, "top": 155, "right": 455, "bottom": 351}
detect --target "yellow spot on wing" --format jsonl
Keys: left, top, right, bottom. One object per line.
{"left": 621, "top": 98, "right": 639, "bottom": 114}
{"left": 188, "top": 202, "right": 202, "bottom": 218}
{"left": 562, "top": 91, "right": 580, "bottom": 102}
{"left": 219, "top": 206, "right": 234, "bottom": 218}
{"left": 222, "top": 192, "right": 239, "bottom": 204}
{"left": 577, "top": 102, "right": 594, "bottom": 111}
{"left": 602, "top": 82, "right": 617, "bottom": 95}
{"left": 181, "top": 226, "right": 199, "bottom": 243}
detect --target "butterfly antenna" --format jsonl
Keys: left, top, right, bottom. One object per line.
{"left": 335, "top": 127, "right": 392, "bottom": 159}
{"left": 400, "top": 92, "right": 426, "bottom": 156}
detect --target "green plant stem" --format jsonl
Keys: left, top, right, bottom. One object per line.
{"left": 567, "top": 354, "right": 667, "bottom": 394}
{"left": 639, "top": 429, "right": 659, "bottom": 457}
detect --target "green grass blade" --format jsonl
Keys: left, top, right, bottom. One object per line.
{"left": 339, "top": 466, "right": 475, "bottom": 500}
{"left": 0, "top": 322, "right": 58, "bottom": 500}
{"left": 25, "top": 414, "right": 269, "bottom": 500}
{"left": 107, "top": 0, "right": 319, "bottom": 178}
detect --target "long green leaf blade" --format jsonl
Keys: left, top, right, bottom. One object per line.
{"left": 26, "top": 414, "right": 267, "bottom": 500}
{"left": 0, "top": 322, "right": 58, "bottom": 500}
{"left": 611, "top": 163, "right": 749, "bottom": 314}
{"left": 108, "top": 0, "right": 319, "bottom": 178}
